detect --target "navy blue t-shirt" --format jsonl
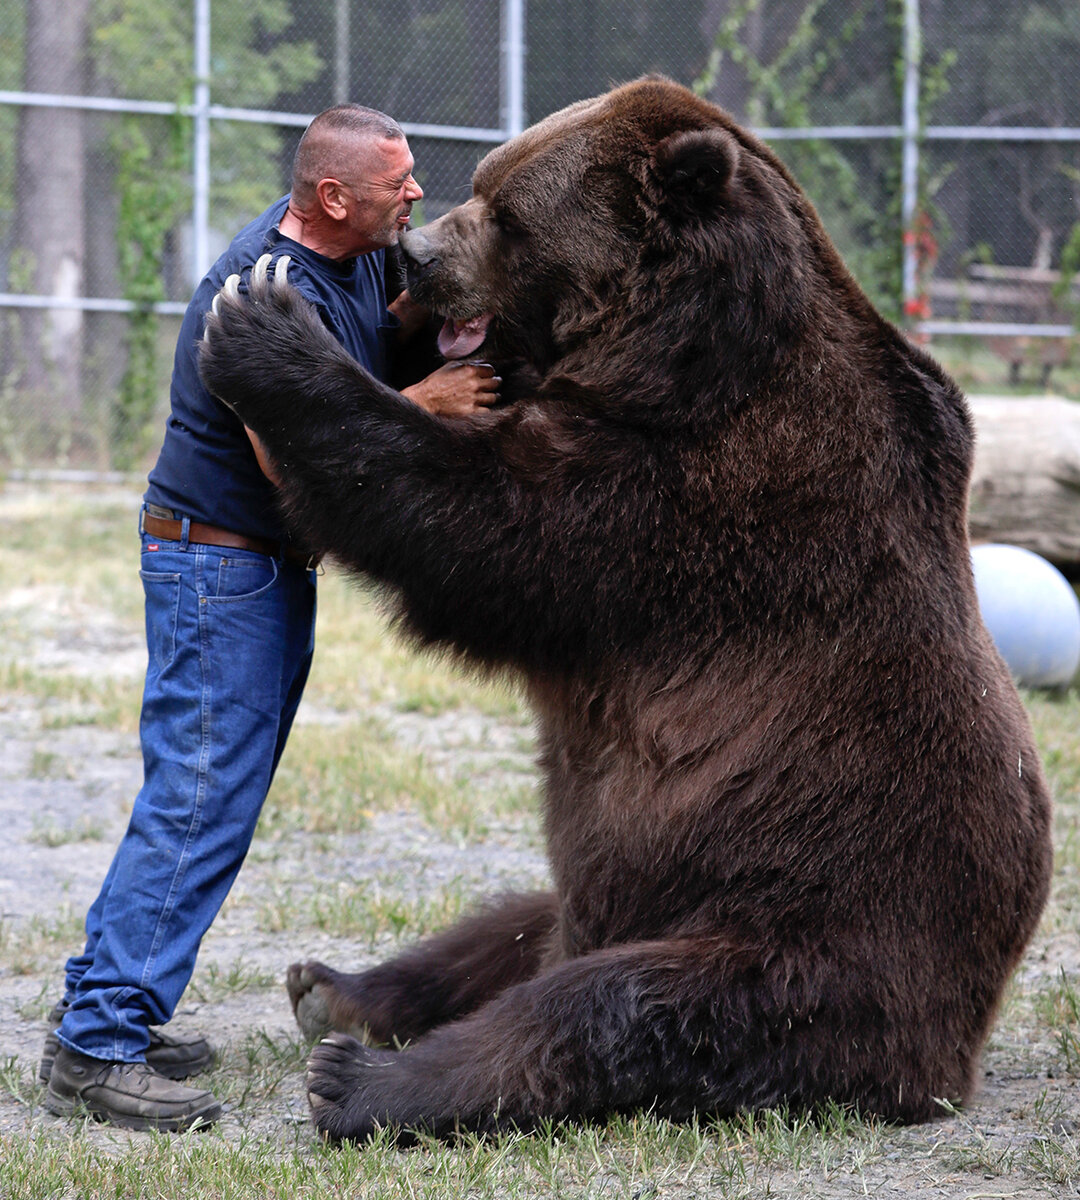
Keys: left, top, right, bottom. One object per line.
{"left": 146, "top": 196, "right": 397, "bottom": 542}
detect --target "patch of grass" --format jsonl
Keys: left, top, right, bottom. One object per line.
{"left": 0, "top": 1054, "right": 39, "bottom": 1109}
{"left": 211, "top": 1027, "right": 311, "bottom": 1114}
{"left": 14, "top": 983, "right": 54, "bottom": 1023}
{"left": 300, "top": 570, "right": 525, "bottom": 722}
{"left": 0, "top": 1108, "right": 890, "bottom": 1200}
{"left": 27, "top": 749, "right": 72, "bottom": 780}
{"left": 1033, "top": 968, "right": 1080, "bottom": 1075}
{"left": 1025, "top": 1127, "right": 1080, "bottom": 1188}
{"left": 309, "top": 876, "right": 470, "bottom": 945}
{"left": 0, "top": 661, "right": 141, "bottom": 730}
{"left": 187, "top": 959, "right": 279, "bottom": 1004}
{"left": 254, "top": 876, "right": 471, "bottom": 948}
{"left": 262, "top": 719, "right": 448, "bottom": 837}
{"left": 0, "top": 905, "right": 85, "bottom": 975}
{"left": 27, "top": 813, "right": 108, "bottom": 846}
{"left": 263, "top": 719, "right": 533, "bottom": 844}
{"left": 727, "top": 1103, "right": 885, "bottom": 1176}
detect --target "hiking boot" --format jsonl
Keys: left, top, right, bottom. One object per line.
{"left": 44, "top": 1046, "right": 222, "bottom": 1132}
{"left": 39, "top": 1000, "right": 215, "bottom": 1084}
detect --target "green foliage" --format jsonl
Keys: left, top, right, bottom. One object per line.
{"left": 86, "top": 0, "right": 323, "bottom": 467}
{"left": 1058, "top": 223, "right": 1080, "bottom": 324}
{"left": 0, "top": 4, "right": 25, "bottom": 253}
{"left": 109, "top": 110, "right": 189, "bottom": 469}
{"left": 693, "top": 0, "right": 905, "bottom": 318}
{"left": 1053, "top": 166, "right": 1080, "bottom": 326}
{"left": 1034, "top": 968, "right": 1080, "bottom": 1074}
{"left": 691, "top": 0, "right": 965, "bottom": 323}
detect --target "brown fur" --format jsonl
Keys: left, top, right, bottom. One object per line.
{"left": 198, "top": 77, "right": 1052, "bottom": 1141}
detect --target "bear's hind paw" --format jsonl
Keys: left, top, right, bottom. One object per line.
{"left": 307, "top": 1034, "right": 400, "bottom": 1142}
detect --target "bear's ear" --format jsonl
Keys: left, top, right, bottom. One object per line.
{"left": 653, "top": 128, "right": 739, "bottom": 213}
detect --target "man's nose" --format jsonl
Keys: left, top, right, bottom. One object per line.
{"left": 406, "top": 175, "right": 424, "bottom": 202}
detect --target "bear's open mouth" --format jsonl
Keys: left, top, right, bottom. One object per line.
{"left": 437, "top": 313, "right": 494, "bottom": 360}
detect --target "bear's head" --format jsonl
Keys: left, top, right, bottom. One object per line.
{"left": 401, "top": 76, "right": 868, "bottom": 407}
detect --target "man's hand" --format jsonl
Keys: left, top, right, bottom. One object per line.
{"left": 245, "top": 425, "right": 282, "bottom": 486}
{"left": 402, "top": 361, "right": 501, "bottom": 417}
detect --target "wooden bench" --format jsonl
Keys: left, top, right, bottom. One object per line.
{"left": 928, "top": 265, "right": 1076, "bottom": 386}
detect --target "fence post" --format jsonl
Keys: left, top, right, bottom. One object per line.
{"left": 334, "top": 0, "right": 350, "bottom": 104}
{"left": 193, "top": 0, "right": 211, "bottom": 287}
{"left": 501, "top": 0, "right": 526, "bottom": 137}
{"left": 900, "top": 0, "right": 921, "bottom": 315}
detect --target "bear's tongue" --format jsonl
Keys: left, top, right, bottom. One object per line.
{"left": 437, "top": 313, "right": 493, "bottom": 359}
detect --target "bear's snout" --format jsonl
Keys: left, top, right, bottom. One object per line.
{"left": 400, "top": 228, "right": 440, "bottom": 290}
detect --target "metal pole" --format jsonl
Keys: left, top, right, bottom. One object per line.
{"left": 193, "top": 0, "right": 212, "bottom": 286}
{"left": 335, "top": 0, "right": 350, "bottom": 104}
{"left": 901, "top": 0, "right": 921, "bottom": 311}
{"left": 501, "top": 0, "right": 526, "bottom": 137}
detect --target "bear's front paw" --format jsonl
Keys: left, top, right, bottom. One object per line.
{"left": 307, "top": 1033, "right": 404, "bottom": 1143}
{"left": 203, "top": 251, "right": 293, "bottom": 346}
{"left": 198, "top": 252, "right": 331, "bottom": 426}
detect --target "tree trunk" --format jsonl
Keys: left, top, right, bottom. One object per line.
{"left": 13, "top": 0, "right": 91, "bottom": 415}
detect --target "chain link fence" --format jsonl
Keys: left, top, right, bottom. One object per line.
{"left": 1, "top": 0, "right": 1078, "bottom": 472}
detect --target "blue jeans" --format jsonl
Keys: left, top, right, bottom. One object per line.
{"left": 57, "top": 514, "right": 316, "bottom": 1062}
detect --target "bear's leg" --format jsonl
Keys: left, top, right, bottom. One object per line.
{"left": 287, "top": 891, "right": 560, "bottom": 1044}
{"left": 304, "top": 936, "right": 951, "bottom": 1142}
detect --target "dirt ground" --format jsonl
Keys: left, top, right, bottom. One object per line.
{"left": 1, "top": 484, "right": 1079, "bottom": 1197}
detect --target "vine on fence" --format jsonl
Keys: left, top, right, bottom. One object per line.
{"left": 693, "top": 0, "right": 958, "bottom": 327}
{"left": 693, "top": 0, "right": 905, "bottom": 319}
{"left": 109, "top": 108, "right": 189, "bottom": 470}
{"left": 1053, "top": 165, "right": 1080, "bottom": 327}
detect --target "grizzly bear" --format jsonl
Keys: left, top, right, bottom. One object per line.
{"left": 198, "top": 77, "right": 1052, "bottom": 1142}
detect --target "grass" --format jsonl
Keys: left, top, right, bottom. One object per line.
{"left": 0, "top": 661, "right": 142, "bottom": 731}
{"left": 0, "top": 1109, "right": 890, "bottom": 1200}
{"left": 931, "top": 335, "right": 1080, "bottom": 401}
{"left": 0, "top": 906, "right": 87, "bottom": 976}
{"left": 261, "top": 720, "right": 449, "bottom": 837}
{"left": 261, "top": 718, "right": 537, "bottom": 844}
{"left": 26, "top": 813, "right": 108, "bottom": 847}
{"left": 187, "top": 960, "right": 279, "bottom": 1005}
{"left": 255, "top": 875, "right": 472, "bottom": 947}
{"left": 1033, "top": 968, "right": 1080, "bottom": 1074}
{"left": 2, "top": 480, "right": 1080, "bottom": 1197}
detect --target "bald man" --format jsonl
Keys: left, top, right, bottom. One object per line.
{"left": 42, "top": 105, "right": 494, "bottom": 1132}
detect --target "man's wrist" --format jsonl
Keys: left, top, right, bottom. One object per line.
{"left": 388, "top": 289, "right": 429, "bottom": 337}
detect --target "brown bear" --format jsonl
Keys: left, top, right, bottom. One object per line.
{"left": 198, "top": 76, "right": 1052, "bottom": 1142}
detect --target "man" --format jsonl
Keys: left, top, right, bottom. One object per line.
{"left": 42, "top": 105, "right": 497, "bottom": 1132}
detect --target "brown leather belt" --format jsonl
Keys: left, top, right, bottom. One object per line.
{"left": 142, "top": 513, "right": 321, "bottom": 571}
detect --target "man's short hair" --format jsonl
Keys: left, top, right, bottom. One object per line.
{"left": 291, "top": 105, "right": 405, "bottom": 205}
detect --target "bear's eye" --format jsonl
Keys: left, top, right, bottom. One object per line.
{"left": 493, "top": 208, "right": 526, "bottom": 239}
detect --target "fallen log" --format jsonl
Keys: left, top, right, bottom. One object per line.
{"left": 967, "top": 396, "right": 1080, "bottom": 576}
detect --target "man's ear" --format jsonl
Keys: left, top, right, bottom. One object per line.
{"left": 315, "top": 178, "right": 349, "bottom": 221}
{"left": 654, "top": 128, "right": 740, "bottom": 214}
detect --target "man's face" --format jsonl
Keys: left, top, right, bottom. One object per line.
{"left": 343, "top": 137, "right": 424, "bottom": 251}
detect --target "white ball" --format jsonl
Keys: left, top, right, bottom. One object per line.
{"left": 971, "top": 543, "right": 1080, "bottom": 689}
